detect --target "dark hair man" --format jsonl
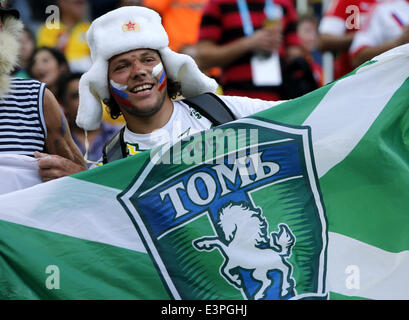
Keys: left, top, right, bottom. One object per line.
{"left": 36, "top": 6, "right": 285, "bottom": 181}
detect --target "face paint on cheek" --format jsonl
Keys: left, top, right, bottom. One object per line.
{"left": 110, "top": 79, "right": 129, "bottom": 98}
{"left": 152, "top": 62, "right": 163, "bottom": 77}
{"left": 152, "top": 63, "right": 167, "bottom": 92}
{"left": 109, "top": 79, "right": 133, "bottom": 107}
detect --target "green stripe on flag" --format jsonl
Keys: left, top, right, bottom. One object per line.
{"left": 0, "top": 220, "right": 169, "bottom": 299}
{"left": 1, "top": 46, "right": 409, "bottom": 300}
{"left": 252, "top": 82, "right": 335, "bottom": 126}
{"left": 321, "top": 78, "right": 409, "bottom": 253}
{"left": 73, "top": 154, "right": 148, "bottom": 191}
{"left": 251, "top": 60, "right": 377, "bottom": 128}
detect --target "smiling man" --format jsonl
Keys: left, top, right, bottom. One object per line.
{"left": 107, "top": 49, "right": 173, "bottom": 132}
{"left": 37, "top": 6, "right": 285, "bottom": 180}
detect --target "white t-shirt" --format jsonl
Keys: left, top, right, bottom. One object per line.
{"left": 350, "top": 0, "right": 409, "bottom": 56}
{"left": 122, "top": 95, "right": 284, "bottom": 155}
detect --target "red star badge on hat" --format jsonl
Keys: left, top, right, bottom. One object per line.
{"left": 122, "top": 20, "right": 139, "bottom": 32}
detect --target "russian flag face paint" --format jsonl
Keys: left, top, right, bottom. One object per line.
{"left": 110, "top": 80, "right": 128, "bottom": 97}
{"left": 110, "top": 80, "right": 133, "bottom": 106}
{"left": 153, "top": 62, "right": 167, "bottom": 92}
{"left": 152, "top": 62, "right": 163, "bottom": 77}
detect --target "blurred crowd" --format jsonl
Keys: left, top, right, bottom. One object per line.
{"left": 3, "top": 0, "right": 409, "bottom": 162}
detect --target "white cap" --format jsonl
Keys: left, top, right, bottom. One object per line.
{"left": 77, "top": 6, "right": 218, "bottom": 130}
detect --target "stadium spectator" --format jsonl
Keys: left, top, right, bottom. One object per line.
{"left": 89, "top": 0, "right": 138, "bottom": 127}
{"left": 57, "top": 73, "right": 119, "bottom": 166}
{"left": 195, "top": 0, "right": 317, "bottom": 100}
{"left": 349, "top": 0, "right": 409, "bottom": 68}
{"left": 318, "top": 0, "right": 379, "bottom": 79}
{"left": 297, "top": 13, "right": 323, "bottom": 86}
{"left": 28, "top": 47, "right": 69, "bottom": 98}
{"left": 34, "top": 6, "right": 288, "bottom": 179}
{"left": 36, "top": 0, "right": 92, "bottom": 73}
{"left": 11, "top": 0, "right": 54, "bottom": 34}
{"left": 11, "top": 26, "right": 35, "bottom": 79}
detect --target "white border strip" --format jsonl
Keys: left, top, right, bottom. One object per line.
{"left": 328, "top": 232, "right": 409, "bottom": 300}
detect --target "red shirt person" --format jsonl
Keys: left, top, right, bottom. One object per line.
{"left": 318, "top": 0, "right": 380, "bottom": 79}
{"left": 197, "top": 0, "right": 302, "bottom": 101}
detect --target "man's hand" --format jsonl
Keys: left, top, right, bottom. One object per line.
{"left": 34, "top": 152, "right": 87, "bottom": 182}
{"left": 249, "top": 23, "right": 283, "bottom": 53}
{"left": 196, "top": 22, "right": 282, "bottom": 70}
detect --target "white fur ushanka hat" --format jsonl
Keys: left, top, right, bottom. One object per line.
{"left": 76, "top": 6, "right": 218, "bottom": 131}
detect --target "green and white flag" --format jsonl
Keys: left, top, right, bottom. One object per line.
{"left": 1, "top": 45, "right": 409, "bottom": 300}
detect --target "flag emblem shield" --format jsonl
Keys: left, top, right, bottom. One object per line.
{"left": 118, "top": 118, "right": 328, "bottom": 300}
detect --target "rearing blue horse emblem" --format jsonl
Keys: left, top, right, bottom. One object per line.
{"left": 193, "top": 201, "right": 296, "bottom": 300}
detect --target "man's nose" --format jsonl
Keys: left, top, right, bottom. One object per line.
{"left": 130, "top": 60, "right": 147, "bottom": 78}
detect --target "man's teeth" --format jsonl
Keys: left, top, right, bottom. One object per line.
{"left": 131, "top": 84, "right": 153, "bottom": 93}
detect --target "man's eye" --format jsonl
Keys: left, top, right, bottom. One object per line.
{"left": 115, "top": 64, "right": 126, "bottom": 71}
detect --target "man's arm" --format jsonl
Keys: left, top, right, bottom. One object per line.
{"left": 351, "top": 26, "right": 409, "bottom": 67}
{"left": 196, "top": 25, "right": 283, "bottom": 70}
{"left": 317, "top": 0, "right": 353, "bottom": 53}
{"left": 35, "top": 88, "right": 87, "bottom": 181}
{"left": 318, "top": 33, "right": 354, "bottom": 53}
{"left": 195, "top": 38, "right": 251, "bottom": 70}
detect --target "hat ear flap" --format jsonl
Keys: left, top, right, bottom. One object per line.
{"left": 159, "top": 47, "right": 218, "bottom": 98}
{"left": 76, "top": 74, "right": 103, "bottom": 131}
{"left": 76, "top": 59, "right": 109, "bottom": 131}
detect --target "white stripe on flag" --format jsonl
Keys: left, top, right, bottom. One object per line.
{"left": 328, "top": 232, "right": 409, "bottom": 300}
{"left": 0, "top": 177, "right": 146, "bottom": 253}
{"left": 303, "top": 51, "right": 409, "bottom": 178}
